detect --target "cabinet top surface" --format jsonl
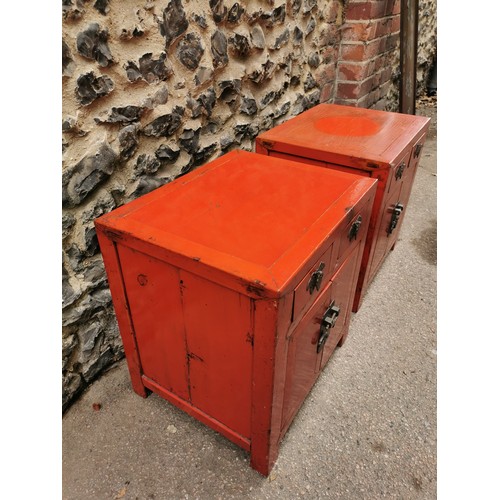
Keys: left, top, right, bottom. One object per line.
{"left": 96, "top": 150, "right": 376, "bottom": 294}
{"left": 257, "top": 103, "right": 431, "bottom": 168}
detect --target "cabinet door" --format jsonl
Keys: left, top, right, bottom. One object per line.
{"left": 280, "top": 281, "right": 333, "bottom": 434}
{"left": 281, "top": 247, "right": 361, "bottom": 435}
{"left": 117, "top": 245, "right": 190, "bottom": 401}
{"left": 320, "top": 247, "right": 360, "bottom": 370}
{"left": 398, "top": 134, "right": 427, "bottom": 217}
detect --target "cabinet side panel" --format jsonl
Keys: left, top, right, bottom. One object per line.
{"left": 180, "top": 271, "right": 253, "bottom": 439}
{"left": 95, "top": 230, "right": 147, "bottom": 397}
{"left": 117, "top": 245, "right": 190, "bottom": 401}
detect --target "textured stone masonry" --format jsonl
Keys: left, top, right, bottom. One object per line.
{"left": 62, "top": 0, "right": 437, "bottom": 410}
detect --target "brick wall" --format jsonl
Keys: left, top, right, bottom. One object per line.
{"left": 336, "top": 0, "right": 401, "bottom": 109}
{"left": 335, "top": 0, "right": 436, "bottom": 110}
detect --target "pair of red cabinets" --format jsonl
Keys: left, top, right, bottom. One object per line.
{"left": 95, "top": 104, "right": 430, "bottom": 476}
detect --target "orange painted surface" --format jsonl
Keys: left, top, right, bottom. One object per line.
{"left": 315, "top": 115, "right": 381, "bottom": 136}
{"left": 95, "top": 150, "right": 377, "bottom": 476}
{"left": 256, "top": 104, "right": 430, "bottom": 311}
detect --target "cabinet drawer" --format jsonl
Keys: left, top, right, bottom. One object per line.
{"left": 335, "top": 198, "right": 372, "bottom": 269}
{"left": 387, "top": 150, "right": 412, "bottom": 197}
{"left": 292, "top": 244, "right": 335, "bottom": 324}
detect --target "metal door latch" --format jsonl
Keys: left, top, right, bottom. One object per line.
{"left": 317, "top": 301, "right": 341, "bottom": 352}
{"left": 388, "top": 202, "right": 404, "bottom": 234}
{"left": 395, "top": 162, "right": 406, "bottom": 180}
{"left": 307, "top": 262, "right": 325, "bottom": 294}
{"left": 414, "top": 143, "right": 423, "bottom": 158}
{"left": 348, "top": 215, "right": 362, "bottom": 242}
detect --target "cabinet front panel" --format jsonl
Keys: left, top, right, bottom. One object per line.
{"left": 117, "top": 245, "right": 190, "bottom": 401}
{"left": 181, "top": 271, "right": 253, "bottom": 439}
{"left": 367, "top": 186, "right": 403, "bottom": 283}
{"left": 320, "top": 247, "right": 360, "bottom": 369}
{"left": 281, "top": 282, "right": 333, "bottom": 433}
{"left": 335, "top": 197, "right": 373, "bottom": 271}
{"left": 398, "top": 133, "right": 427, "bottom": 212}
{"left": 292, "top": 244, "right": 334, "bottom": 325}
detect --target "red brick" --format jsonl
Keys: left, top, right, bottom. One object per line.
{"left": 356, "top": 93, "right": 371, "bottom": 108}
{"left": 337, "top": 72, "right": 381, "bottom": 100}
{"left": 338, "top": 61, "right": 369, "bottom": 81}
{"left": 372, "top": 53, "right": 385, "bottom": 72}
{"left": 342, "top": 21, "right": 377, "bottom": 42}
{"left": 333, "top": 97, "right": 357, "bottom": 107}
{"left": 380, "top": 66, "right": 393, "bottom": 83}
{"left": 386, "top": 32, "right": 399, "bottom": 50}
{"left": 375, "top": 18, "right": 390, "bottom": 38}
{"left": 384, "top": 0, "right": 398, "bottom": 16}
{"left": 337, "top": 82, "right": 361, "bottom": 100}
{"left": 320, "top": 82, "right": 335, "bottom": 103}
{"left": 379, "top": 80, "right": 392, "bottom": 96}
{"left": 393, "top": 0, "right": 401, "bottom": 15}
{"left": 340, "top": 38, "right": 382, "bottom": 61}
{"left": 390, "top": 15, "right": 400, "bottom": 33}
{"left": 340, "top": 43, "right": 365, "bottom": 61}
{"left": 345, "top": 1, "right": 388, "bottom": 21}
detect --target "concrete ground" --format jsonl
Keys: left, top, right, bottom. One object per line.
{"left": 63, "top": 104, "right": 437, "bottom": 500}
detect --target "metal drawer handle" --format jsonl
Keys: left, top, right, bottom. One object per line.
{"left": 307, "top": 262, "right": 325, "bottom": 295}
{"left": 395, "top": 162, "right": 406, "bottom": 180}
{"left": 414, "top": 143, "right": 423, "bottom": 158}
{"left": 317, "top": 301, "right": 340, "bottom": 352}
{"left": 348, "top": 215, "right": 362, "bottom": 242}
{"left": 388, "top": 202, "right": 404, "bottom": 235}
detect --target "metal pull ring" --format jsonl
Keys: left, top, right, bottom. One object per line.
{"left": 348, "top": 215, "right": 362, "bottom": 242}
{"left": 307, "top": 262, "right": 325, "bottom": 295}
{"left": 317, "top": 301, "right": 341, "bottom": 352}
{"left": 395, "top": 162, "right": 406, "bottom": 180}
{"left": 388, "top": 202, "right": 404, "bottom": 235}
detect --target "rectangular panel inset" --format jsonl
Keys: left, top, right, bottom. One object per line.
{"left": 117, "top": 245, "right": 189, "bottom": 401}
{"left": 181, "top": 271, "right": 253, "bottom": 439}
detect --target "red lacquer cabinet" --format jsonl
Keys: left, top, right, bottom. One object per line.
{"left": 255, "top": 104, "right": 430, "bottom": 311}
{"left": 95, "top": 150, "right": 377, "bottom": 476}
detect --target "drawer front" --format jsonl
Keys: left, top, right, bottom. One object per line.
{"left": 387, "top": 149, "right": 412, "bottom": 198}
{"left": 292, "top": 244, "right": 335, "bottom": 325}
{"left": 334, "top": 196, "right": 372, "bottom": 271}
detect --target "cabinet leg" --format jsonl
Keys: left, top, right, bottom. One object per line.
{"left": 250, "top": 442, "right": 278, "bottom": 477}
{"left": 132, "top": 383, "right": 150, "bottom": 398}
{"left": 338, "top": 333, "right": 348, "bottom": 347}
{"left": 125, "top": 361, "right": 149, "bottom": 398}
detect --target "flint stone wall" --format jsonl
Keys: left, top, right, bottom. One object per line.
{"left": 62, "top": 0, "right": 436, "bottom": 410}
